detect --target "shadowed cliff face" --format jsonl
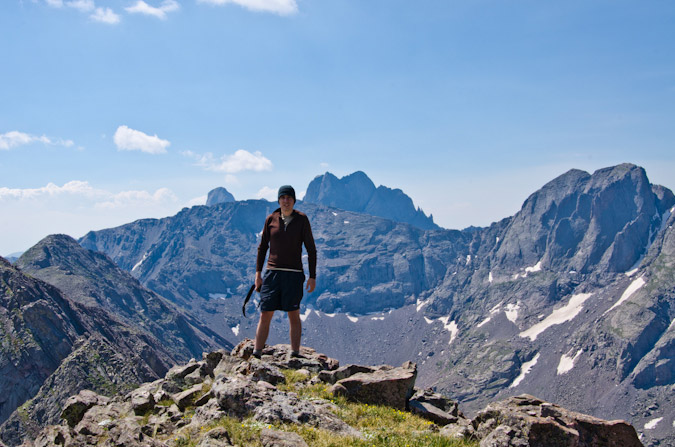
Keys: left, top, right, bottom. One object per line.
{"left": 66, "top": 163, "right": 675, "bottom": 446}
{"left": 0, "top": 258, "right": 83, "bottom": 425}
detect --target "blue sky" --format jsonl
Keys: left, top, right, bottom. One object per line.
{"left": 2, "top": 0, "right": 675, "bottom": 256}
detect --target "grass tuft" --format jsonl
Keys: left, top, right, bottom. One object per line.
{"left": 183, "top": 375, "right": 478, "bottom": 447}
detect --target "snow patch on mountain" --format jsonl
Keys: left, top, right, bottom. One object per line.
{"left": 644, "top": 418, "right": 663, "bottom": 430}
{"left": 510, "top": 353, "right": 540, "bottom": 388}
{"left": 520, "top": 293, "right": 593, "bottom": 341}
{"left": 416, "top": 298, "right": 430, "bottom": 312}
{"left": 132, "top": 252, "right": 149, "bottom": 272}
{"left": 505, "top": 303, "right": 520, "bottom": 324}
{"left": 477, "top": 317, "right": 491, "bottom": 328}
{"left": 604, "top": 276, "right": 646, "bottom": 315}
{"left": 439, "top": 316, "right": 459, "bottom": 344}
{"left": 300, "top": 308, "right": 312, "bottom": 322}
{"left": 557, "top": 349, "right": 583, "bottom": 375}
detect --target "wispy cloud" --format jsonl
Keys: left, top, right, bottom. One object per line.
{"left": 65, "top": 0, "right": 94, "bottom": 12}
{"left": 114, "top": 125, "right": 170, "bottom": 154}
{"left": 0, "top": 131, "right": 74, "bottom": 151}
{"left": 90, "top": 7, "right": 121, "bottom": 24}
{"left": 44, "top": 0, "right": 121, "bottom": 24}
{"left": 184, "top": 149, "right": 273, "bottom": 173}
{"left": 0, "top": 180, "right": 178, "bottom": 209}
{"left": 187, "top": 195, "right": 207, "bottom": 207}
{"left": 256, "top": 186, "right": 276, "bottom": 201}
{"left": 0, "top": 181, "right": 94, "bottom": 200}
{"left": 125, "top": 0, "right": 180, "bottom": 19}
{"left": 196, "top": 0, "right": 298, "bottom": 16}
{"left": 95, "top": 187, "right": 177, "bottom": 209}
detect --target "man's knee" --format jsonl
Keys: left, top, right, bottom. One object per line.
{"left": 287, "top": 310, "right": 301, "bottom": 325}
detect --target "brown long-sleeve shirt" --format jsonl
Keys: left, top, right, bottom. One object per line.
{"left": 256, "top": 208, "right": 317, "bottom": 278}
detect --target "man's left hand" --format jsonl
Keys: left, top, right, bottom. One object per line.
{"left": 306, "top": 278, "right": 316, "bottom": 293}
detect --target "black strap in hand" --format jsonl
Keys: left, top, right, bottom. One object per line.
{"left": 242, "top": 284, "right": 256, "bottom": 317}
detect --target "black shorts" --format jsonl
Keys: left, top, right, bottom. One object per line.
{"left": 259, "top": 270, "right": 305, "bottom": 312}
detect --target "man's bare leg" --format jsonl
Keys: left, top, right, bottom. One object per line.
{"left": 255, "top": 311, "right": 275, "bottom": 351}
{"left": 288, "top": 309, "right": 302, "bottom": 353}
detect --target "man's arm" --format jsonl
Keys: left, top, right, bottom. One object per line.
{"left": 303, "top": 215, "right": 317, "bottom": 293}
{"left": 255, "top": 217, "right": 270, "bottom": 290}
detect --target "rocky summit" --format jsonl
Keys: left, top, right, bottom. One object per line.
{"left": 22, "top": 340, "right": 642, "bottom": 447}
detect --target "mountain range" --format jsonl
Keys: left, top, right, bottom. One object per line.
{"left": 1, "top": 163, "right": 673, "bottom": 446}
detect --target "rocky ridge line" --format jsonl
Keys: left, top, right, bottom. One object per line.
{"left": 22, "top": 340, "right": 642, "bottom": 447}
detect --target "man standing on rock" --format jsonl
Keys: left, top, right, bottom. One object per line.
{"left": 253, "top": 185, "right": 317, "bottom": 359}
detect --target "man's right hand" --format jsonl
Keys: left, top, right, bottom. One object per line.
{"left": 255, "top": 271, "right": 263, "bottom": 292}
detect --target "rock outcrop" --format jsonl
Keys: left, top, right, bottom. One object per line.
{"left": 25, "top": 341, "right": 642, "bottom": 447}
{"left": 474, "top": 394, "right": 642, "bottom": 447}
{"left": 329, "top": 361, "right": 417, "bottom": 410}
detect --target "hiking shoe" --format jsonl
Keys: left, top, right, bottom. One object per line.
{"left": 252, "top": 349, "right": 262, "bottom": 359}
{"left": 290, "top": 351, "right": 304, "bottom": 359}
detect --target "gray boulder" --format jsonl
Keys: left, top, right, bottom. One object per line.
{"left": 199, "top": 427, "right": 233, "bottom": 447}
{"left": 408, "top": 388, "right": 465, "bottom": 426}
{"left": 260, "top": 428, "right": 308, "bottom": 447}
{"left": 329, "top": 361, "right": 417, "bottom": 410}
{"left": 60, "top": 390, "right": 109, "bottom": 428}
{"left": 473, "top": 394, "right": 643, "bottom": 447}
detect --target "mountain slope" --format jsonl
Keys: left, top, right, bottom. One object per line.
{"left": 16, "top": 234, "right": 230, "bottom": 361}
{"left": 0, "top": 257, "right": 82, "bottom": 425}
{"left": 1, "top": 236, "right": 233, "bottom": 445}
{"left": 0, "top": 256, "right": 170, "bottom": 444}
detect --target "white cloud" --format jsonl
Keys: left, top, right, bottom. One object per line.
{"left": 95, "top": 188, "right": 177, "bottom": 209}
{"left": 185, "top": 149, "right": 273, "bottom": 173}
{"left": 187, "top": 195, "right": 207, "bottom": 207}
{"left": 0, "top": 181, "right": 94, "bottom": 200}
{"left": 196, "top": 0, "right": 297, "bottom": 16}
{"left": 0, "top": 181, "right": 178, "bottom": 210}
{"left": 66, "top": 0, "right": 94, "bottom": 12}
{"left": 256, "top": 186, "right": 276, "bottom": 201}
{"left": 0, "top": 181, "right": 180, "bottom": 254}
{"left": 91, "top": 7, "right": 121, "bottom": 24}
{"left": 114, "top": 125, "right": 170, "bottom": 154}
{"left": 125, "top": 0, "right": 180, "bottom": 19}
{"left": 45, "top": 0, "right": 64, "bottom": 7}
{"left": 0, "top": 131, "right": 74, "bottom": 150}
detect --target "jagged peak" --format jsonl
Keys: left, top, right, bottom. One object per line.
{"left": 305, "top": 171, "right": 438, "bottom": 230}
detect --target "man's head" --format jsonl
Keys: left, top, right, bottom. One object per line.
{"left": 278, "top": 185, "right": 296, "bottom": 203}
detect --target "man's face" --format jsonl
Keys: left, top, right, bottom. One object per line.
{"left": 279, "top": 195, "right": 295, "bottom": 213}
